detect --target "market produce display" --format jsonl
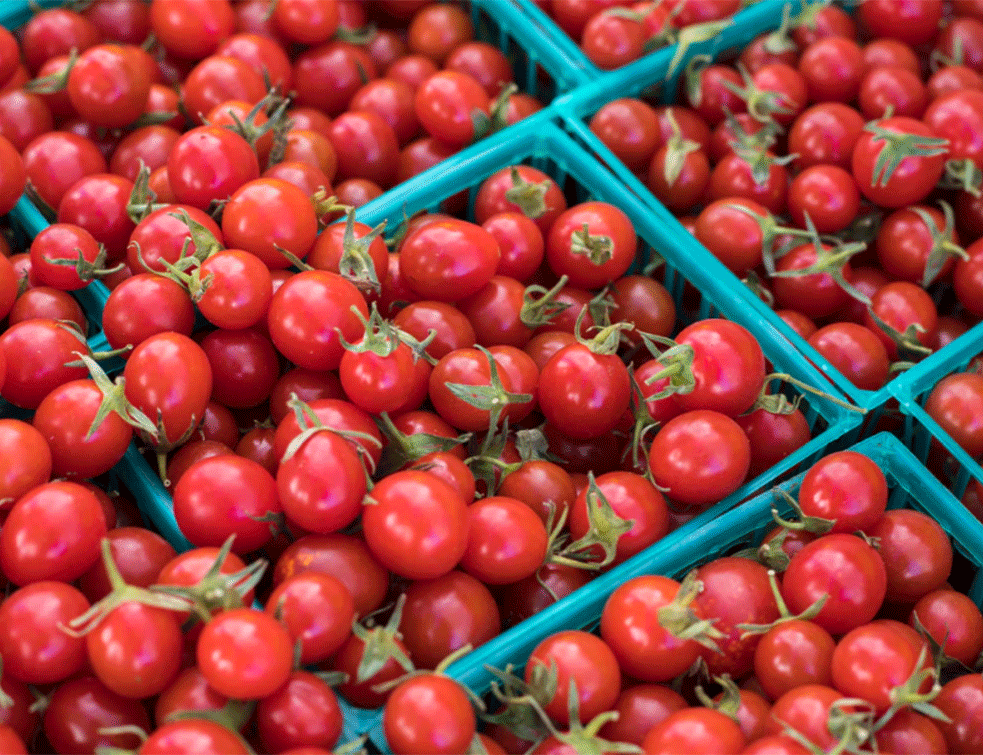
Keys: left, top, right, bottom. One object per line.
{"left": 0, "top": 0, "right": 982, "bottom": 754}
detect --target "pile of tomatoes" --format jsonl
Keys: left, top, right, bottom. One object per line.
{"left": 0, "top": 0, "right": 982, "bottom": 753}
{"left": 588, "top": 0, "right": 983, "bottom": 397}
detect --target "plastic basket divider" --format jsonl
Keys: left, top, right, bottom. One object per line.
{"left": 0, "top": 0, "right": 64, "bottom": 29}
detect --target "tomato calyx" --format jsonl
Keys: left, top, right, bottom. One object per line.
{"left": 638, "top": 333, "right": 696, "bottom": 399}
{"left": 521, "top": 275, "right": 572, "bottom": 330}
{"left": 940, "top": 158, "right": 983, "bottom": 199}
{"left": 282, "top": 394, "right": 381, "bottom": 480}
{"left": 909, "top": 610, "right": 976, "bottom": 675}
{"left": 311, "top": 187, "right": 356, "bottom": 228}
{"left": 483, "top": 666, "right": 552, "bottom": 749}
{"left": 661, "top": 110, "right": 704, "bottom": 187}
{"left": 338, "top": 303, "right": 402, "bottom": 359}
{"left": 911, "top": 201, "right": 969, "bottom": 288}
{"left": 770, "top": 489, "right": 837, "bottom": 536}
{"left": 778, "top": 697, "right": 876, "bottom": 755}
{"left": 694, "top": 673, "right": 745, "bottom": 725}
{"left": 71, "top": 351, "right": 156, "bottom": 443}
{"left": 350, "top": 595, "right": 415, "bottom": 686}
{"left": 151, "top": 536, "right": 267, "bottom": 622}
{"left": 722, "top": 200, "right": 809, "bottom": 275}
{"left": 871, "top": 644, "right": 950, "bottom": 733}
{"left": 862, "top": 120, "right": 950, "bottom": 189}
{"left": 761, "top": 3, "right": 797, "bottom": 56}
{"left": 61, "top": 538, "right": 196, "bottom": 637}
{"left": 737, "top": 569, "right": 827, "bottom": 635}
{"left": 42, "top": 240, "right": 126, "bottom": 285}
{"left": 658, "top": 570, "right": 725, "bottom": 652}
{"left": 670, "top": 21, "right": 733, "bottom": 78}
{"left": 376, "top": 411, "right": 471, "bottom": 476}
{"left": 753, "top": 373, "right": 863, "bottom": 416}
{"left": 127, "top": 163, "right": 169, "bottom": 223}
{"left": 159, "top": 700, "right": 256, "bottom": 740}
{"left": 770, "top": 217, "right": 871, "bottom": 304}
{"left": 473, "top": 82, "right": 519, "bottom": 144}
{"left": 464, "top": 422, "right": 515, "bottom": 496}
{"left": 722, "top": 63, "right": 794, "bottom": 124}
{"left": 865, "top": 306, "right": 933, "bottom": 362}
{"left": 332, "top": 210, "right": 386, "bottom": 293}
{"left": 553, "top": 472, "right": 634, "bottom": 571}
{"left": 503, "top": 166, "right": 554, "bottom": 220}
{"left": 445, "top": 346, "right": 534, "bottom": 431}
{"left": 22, "top": 48, "right": 78, "bottom": 94}
{"left": 211, "top": 91, "right": 290, "bottom": 162}
{"left": 569, "top": 222, "right": 616, "bottom": 267}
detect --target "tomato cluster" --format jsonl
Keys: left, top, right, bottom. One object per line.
{"left": 382, "top": 442, "right": 982, "bottom": 755}
{"left": 587, "top": 0, "right": 983, "bottom": 399}
{"left": 528, "top": 0, "right": 743, "bottom": 71}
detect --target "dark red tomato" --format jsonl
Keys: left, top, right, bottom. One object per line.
{"left": 414, "top": 70, "right": 489, "bottom": 149}
{"left": 876, "top": 204, "right": 961, "bottom": 285}
{"left": 767, "top": 685, "right": 848, "bottom": 751}
{"left": 807, "top": 322, "right": 890, "bottom": 391}
{"left": 174, "top": 454, "right": 280, "bottom": 553}
{"left": 265, "top": 571, "right": 353, "bottom": 665}
{"left": 276, "top": 427, "right": 368, "bottom": 536}
{"left": 782, "top": 533, "right": 888, "bottom": 635}
{"left": 461, "top": 496, "right": 549, "bottom": 584}
{"left": 737, "top": 405, "right": 811, "bottom": 479}
{"left": 599, "top": 685, "right": 687, "bottom": 747}
{"left": 156, "top": 667, "right": 230, "bottom": 732}
{"left": 393, "top": 300, "right": 476, "bottom": 360}
{"left": 852, "top": 116, "right": 948, "bottom": 209}
{"left": 545, "top": 201, "right": 637, "bottom": 289}
{"left": 293, "top": 41, "right": 377, "bottom": 116}
{"left": 201, "top": 329, "right": 279, "bottom": 408}
{"left": 693, "top": 198, "right": 771, "bottom": 275}
{"left": 912, "top": 588, "right": 983, "bottom": 668}
{"left": 0, "top": 134, "right": 23, "bottom": 216}
{"left": 139, "top": 720, "right": 250, "bottom": 755}
{"left": 271, "top": 0, "right": 339, "bottom": 44}
{"left": 863, "top": 281, "right": 939, "bottom": 359}
{"left": 924, "top": 88, "right": 983, "bottom": 173}
{"left": 928, "top": 65, "right": 983, "bottom": 100}
{"left": 786, "top": 165, "right": 860, "bottom": 234}
{"left": 124, "top": 331, "right": 213, "bottom": 448}
{"left": 350, "top": 77, "right": 419, "bottom": 148}
{"left": 87, "top": 601, "right": 183, "bottom": 699}
{"left": 695, "top": 557, "right": 779, "bottom": 678}
{"left": 0, "top": 480, "right": 106, "bottom": 586}
{"left": 0, "top": 318, "right": 93, "bottom": 409}
{"left": 643, "top": 708, "right": 745, "bottom": 755}
{"left": 862, "top": 38, "right": 920, "bottom": 75}
{"left": 526, "top": 630, "right": 621, "bottom": 727}
{"left": 22, "top": 130, "right": 108, "bottom": 211}
{"left": 67, "top": 43, "right": 150, "bottom": 128}
{"left": 936, "top": 15, "right": 983, "bottom": 71}
{"left": 601, "top": 574, "right": 706, "bottom": 683}
{"left": 327, "top": 111, "right": 399, "bottom": 189}
{"left": 674, "top": 319, "right": 766, "bottom": 416}
{"left": 925, "top": 372, "right": 983, "bottom": 457}
{"left": 445, "top": 41, "right": 513, "bottom": 99}
{"left": 222, "top": 178, "right": 319, "bottom": 268}
{"left": 272, "top": 397, "right": 383, "bottom": 472}
{"left": 197, "top": 607, "right": 293, "bottom": 699}
{"left": 708, "top": 150, "right": 790, "bottom": 215}
{"left": 110, "top": 124, "right": 180, "bottom": 180}
{"left": 44, "top": 674, "right": 150, "bottom": 754}
{"left": 648, "top": 140, "right": 711, "bottom": 214}
{"left": 384, "top": 675, "right": 475, "bottom": 755}
{"left": 0, "top": 581, "right": 90, "bottom": 685}
{"left": 874, "top": 708, "right": 947, "bottom": 755}
{"left": 481, "top": 212, "right": 545, "bottom": 281}
{"left": 57, "top": 173, "right": 136, "bottom": 262}
{"left": 428, "top": 347, "right": 517, "bottom": 432}
{"left": 831, "top": 620, "right": 931, "bottom": 713}
{"left": 215, "top": 32, "right": 293, "bottom": 91}
{"left": 102, "top": 273, "right": 195, "bottom": 349}
{"left": 538, "top": 341, "right": 631, "bottom": 440}
{"left": 867, "top": 509, "right": 952, "bottom": 603}
{"left": 581, "top": 10, "right": 646, "bottom": 70}
{"left": 798, "top": 36, "right": 863, "bottom": 104}
{"left": 267, "top": 270, "right": 368, "bottom": 371}
{"left": 955, "top": 238, "right": 983, "bottom": 315}
{"left": 400, "top": 219, "right": 500, "bottom": 302}
{"left": 0, "top": 420, "right": 52, "bottom": 505}
{"left": 858, "top": 0, "right": 941, "bottom": 46}
{"left": 78, "top": 527, "right": 176, "bottom": 604}
{"left": 167, "top": 126, "right": 260, "bottom": 210}
{"left": 182, "top": 55, "right": 266, "bottom": 126}
{"left": 29, "top": 223, "right": 105, "bottom": 292}
{"left": 497, "top": 562, "right": 591, "bottom": 629}
{"left": 569, "top": 471, "right": 669, "bottom": 566}
{"left": 686, "top": 64, "right": 746, "bottom": 126}
{"left": 934, "top": 673, "right": 983, "bottom": 755}
{"left": 649, "top": 410, "right": 750, "bottom": 507}
{"left": 858, "top": 66, "right": 927, "bottom": 120}
{"left": 361, "top": 470, "right": 469, "bottom": 580}
{"left": 797, "top": 451, "right": 888, "bottom": 534}
{"left": 0, "top": 90, "right": 53, "bottom": 153}
{"left": 754, "top": 619, "right": 835, "bottom": 701}
{"left": 788, "top": 102, "right": 866, "bottom": 170}
{"left": 32, "top": 378, "right": 132, "bottom": 479}
{"left": 20, "top": 7, "right": 101, "bottom": 74}
{"left": 256, "top": 670, "right": 342, "bottom": 753}
{"left": 399, "top": 570, "right": 500, "bottom": 670}
{"left": 474, "top": 165, "right": 568, "bottom": 236}
{"left": 149, "top": 0, "right": 233, "bottom": 59}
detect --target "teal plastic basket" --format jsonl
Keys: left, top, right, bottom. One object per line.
{"left": 347, "top": 119, "right": 862, "bottom": 746}
{"left": 888, "top": 324, "right": 983, "bottom": 502}
{"left": 365, "top": 432, "right": 983, "bottom": 752}
{"left": 0, "top": 0, "right": 62, "bottom": 30}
